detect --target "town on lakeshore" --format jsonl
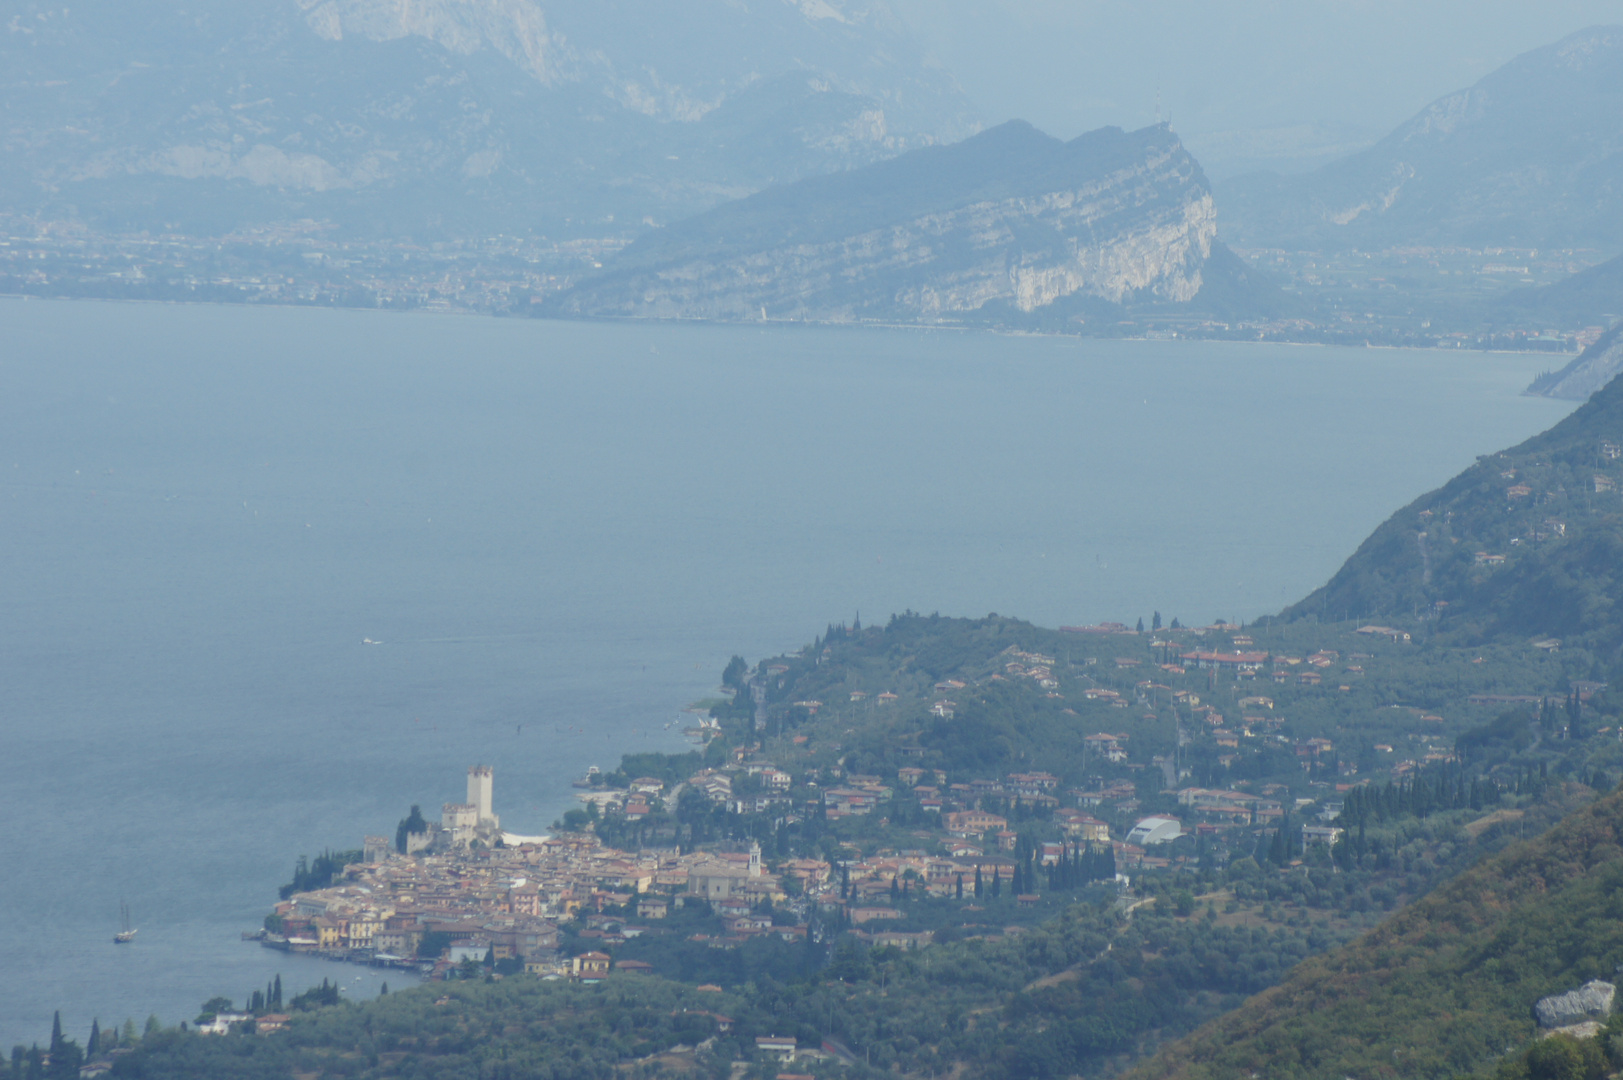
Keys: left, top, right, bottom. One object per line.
{"left": 262, "top": 759, "right": 1123, "bottom": 981}
{"left": 30, "top": 377, "right": 1623, "bottom": 1080}
{"left": 262, "top": 608, "right": 1606, "bottom": 992}
{"left": 0, "top": 218, "right": 1604, "bottom": 353}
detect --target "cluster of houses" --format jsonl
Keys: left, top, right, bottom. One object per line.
{"left": 270, "top": 751, "right": 1168, "bottom": 981}
{"left": 273, "top": 615, "right": 1430, "bottom": 985}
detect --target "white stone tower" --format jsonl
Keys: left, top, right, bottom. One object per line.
{"left": 748, "top": 841, "right": 761, "bottom": 877}
{"left": 468, "top": 765, "right": 497, "bottom": 829}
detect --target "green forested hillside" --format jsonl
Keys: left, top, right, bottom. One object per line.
{"left": 1126, "top": 785, "right": 1623, "bottom": 1080}
{"left": 1282, "top": 369, "right": 1623, "bottom": 654}
{"left": 56, "top": 902, "right": 1342, "bottom": 1080}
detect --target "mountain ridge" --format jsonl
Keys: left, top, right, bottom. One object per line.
{"left": 1279, "top": 362, "right": 1623, "bottom": 652}
{"left": 1, "top": 0, "right": 980, "bottom": 238}
{"left": 545, "top": 120, "right": 1287, "bottom": 326}
{"left": 1529, "top": 320, "right": 1623, "bottom": 400}
{"left": 1218, "top": 25, "right": 1623, "bottom": 252}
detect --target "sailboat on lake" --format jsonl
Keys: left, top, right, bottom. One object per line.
{"left": 114, "top": 902, "right": 136, "bottom": 944}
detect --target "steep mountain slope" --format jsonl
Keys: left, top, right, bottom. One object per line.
{"left": 0, "top": 0, "right": 978, "bottom": 238}
{"left": 1218, "top": 26, "right": 1623, "bottom": 252}
{"left": 548, "top": 121, "right": 1275, "bottom": 326}
{"left": 1281, "top": 368, "right": 1623, "bottom": 649}
{"left": 1124, "top": 784, "right": 1623, "bottom": 1080}
{"left": 1530, "top": 320, "right": 1623, "bottom": 400}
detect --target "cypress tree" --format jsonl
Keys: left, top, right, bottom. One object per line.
{"left": 955, "top": 874, "right": 964, "bottom": 900}
{"left": 974, "top": 865, "right": 983, "bottom": 899}
{"left": 86, "top": 1021, "right": 98, "bottom": 1058}
{"left": 992, "top": 867, "right": 1002, "bottom": 898}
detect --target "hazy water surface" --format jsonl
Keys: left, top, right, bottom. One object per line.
{"left": 0, "top": 298, "right": 1572, "bottom": 1046}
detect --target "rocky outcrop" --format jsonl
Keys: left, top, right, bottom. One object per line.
{"left": 551, "top": 122, "right": 1219, "bottom": 325}
{"left": 295, "top": 0, "right": 561, "bottom": 84}
{"left": 1535, "top": 981, "right": 1616, "bottom": 1029}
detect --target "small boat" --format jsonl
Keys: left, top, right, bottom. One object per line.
{"left": 114, "top": 902, "right": 137, "bottom": 944}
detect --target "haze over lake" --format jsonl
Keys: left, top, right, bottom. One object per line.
{"left": 0, "top": 298, "right": 1571, "bottom": 1045}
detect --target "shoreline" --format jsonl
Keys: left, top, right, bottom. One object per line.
{"left": 0, "top": 290, "right": 1584, "bottom": 361}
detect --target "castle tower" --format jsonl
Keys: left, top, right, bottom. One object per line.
{"left": 748, "top": 841, "right": 761, "bottom": 877}
{"left": 468, "top": 765, "right": 496, "bottom": 828}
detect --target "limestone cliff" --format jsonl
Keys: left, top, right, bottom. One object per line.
{"left": 551, "top": 122, "right": 1219, "bottom": 325}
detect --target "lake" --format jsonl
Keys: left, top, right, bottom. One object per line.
{"left": 0, "top": 297, "right": 1572, "bottom": 1047}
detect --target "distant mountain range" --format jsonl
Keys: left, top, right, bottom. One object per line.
{"left": 1218, "top": 25, "right": 1623, "bottom": 252}
{"left": 549, "top": 120, "right": 1289, "bottom": 327}
{"left": 11, "top": 8, "right": 1623, "bottom": 338}
{"left": 0, "top": 0, "right": 979, "bottom": 238}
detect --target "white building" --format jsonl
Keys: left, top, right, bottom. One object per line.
{"left": 1125, "top": 816, "right": 1183, "bottom": 846}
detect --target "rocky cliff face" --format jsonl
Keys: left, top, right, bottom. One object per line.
{"left": 552, "top": 122, "right": 1217, "bottom": 324}
{"left": 0, "top": 0, "right": 978, "bottom": 237}
{"left": 1529, "top": 321, "right": 1623, "bottom": 400}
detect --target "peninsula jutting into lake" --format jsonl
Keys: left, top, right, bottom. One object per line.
{"left": 193, "top": 361, "right": 1623, "bottom": 1079}
{"left": 13, "top": 5, "right": 1623, "bottom": 1080}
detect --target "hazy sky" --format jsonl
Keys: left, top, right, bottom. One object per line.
{"left": 889, "top": 0, "right": 1623, "bottom": 175}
